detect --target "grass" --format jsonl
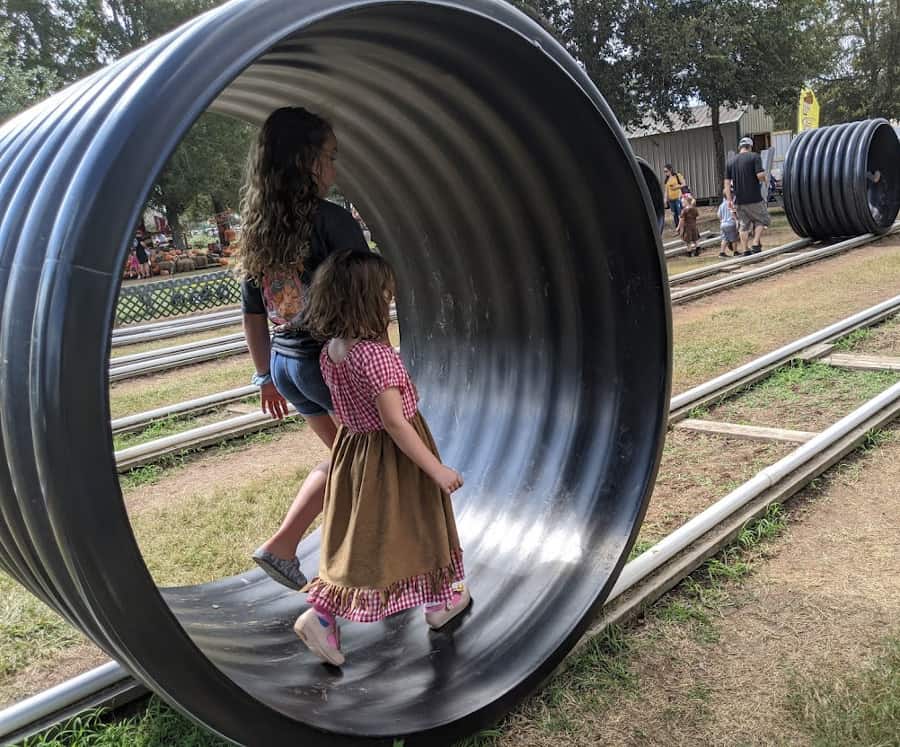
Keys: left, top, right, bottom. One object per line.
{"left": 20, "top": 699, "right": 228, "bottom": 747}
{"left": 0, "top": 574, "right": 83, "bottom": 681}
{"left": 108, "top": 355, "right": 251, "bottom": 419}
{"left": 131, "top": 463, "right": 312, "bottom": 587}
{"left": 1, "top": 432, "right": 311, "bottom": 694}
{"left": 112, "top": 397, "right": 260, "bottom": 451}
{"left": 831, "top": 326, "right": 874, "bottom": 352}
{"left": 707, "top": 362, "right": 900, "bottom": 430}
{"left": 788, "top": 634, "right": 900, "bottom": 746}
{"left": 671, "top": 237, "right": 900, "bottom": 392}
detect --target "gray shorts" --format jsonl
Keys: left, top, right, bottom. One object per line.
{"left": 735, "top": 201, "right": 771, "bottom": 233}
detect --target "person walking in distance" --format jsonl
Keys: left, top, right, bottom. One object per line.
{"left": 725, "top": 137, "right": 770, "bottom": 256}
{"left": 663, "top": 164, "right": 687, "bottom": 230}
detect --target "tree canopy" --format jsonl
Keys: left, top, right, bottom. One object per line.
{"left": 2, "top": 0, "right": 896, "bottom": 225}
{"left": 1, "top": 0, "right": 254, "bottom": 247}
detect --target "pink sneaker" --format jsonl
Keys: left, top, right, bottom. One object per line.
{"left": 293, "top": 609, "right": 345, "bottom": 666}
{"left": 425, "top": 584, "right": 471, "bottom": 629}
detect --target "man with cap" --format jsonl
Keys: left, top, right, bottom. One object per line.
{"left": 724, "top": 136, "right": 770, "bottom": 256}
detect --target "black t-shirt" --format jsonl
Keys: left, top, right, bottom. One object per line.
{"left": 241, "top": 199, "right": 369, "bottom": 358}
{"left": 726, "top": 151, "right": 764, "bottom": 205}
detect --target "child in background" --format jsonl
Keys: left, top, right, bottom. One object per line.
{"left": 717, "top": 193, "right": 739, "bottom": 258}
{"left": 677, "top": 195, "right": 702, "bottom": 256}
{"left": 294, "top": 250, "right": 470, "bottom": 666}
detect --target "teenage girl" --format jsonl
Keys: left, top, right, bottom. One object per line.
{"left": 239, "top": 107, "right": 368, "bottom": 590}
{"left": 294, "top": 250, "right": 470, "bottom": 666}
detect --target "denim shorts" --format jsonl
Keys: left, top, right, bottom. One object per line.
{"left": 270, "top": 351, "right": 333, "bottom": 417}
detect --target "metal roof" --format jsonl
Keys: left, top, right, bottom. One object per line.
{"left": 626, "top": 103, "right": 748, "bottom": 139}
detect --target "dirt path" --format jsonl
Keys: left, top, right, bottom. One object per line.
{"left": 124, "top": 425, "right": 330, "bottom": 516}
{"left": 501, "top": 429, "right": 900, "bottom": 747}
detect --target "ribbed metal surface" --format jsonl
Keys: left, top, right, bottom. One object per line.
{"left": 0, "top": 1, "right": 670, "bottom": 744}
{"left": 783, "top": 118, "right": 900, "bottom": 239}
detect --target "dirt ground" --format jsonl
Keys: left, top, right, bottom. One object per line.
{"left": 124, "top": 426, "right": 330, "bottom": 517}
{"left": 496, "top": 429, "right": 900, "bottom": 746}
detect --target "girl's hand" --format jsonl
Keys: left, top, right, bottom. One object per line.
{"left": 260, "top": 381, "right": 289, "bottom": 420}
{"left": 432, "top": 465, "right": 463, "bottom": 493}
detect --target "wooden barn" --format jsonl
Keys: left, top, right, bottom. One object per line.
{"left": 626, "top": 104, "right": 775, "bottom": 202}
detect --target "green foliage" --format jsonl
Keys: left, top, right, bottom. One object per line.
{"left": 674, "top": 0, "right": 831, "bottom": 185}
{"left": 511, "top": 0, "right": 689, "bottom": 127}
{"left": 0, "top": 24, "right": 59, "bottom": 121}
{"left": 0, "top": 573, "right": 81, "bottom": 679}
{"left": 150, "top": 112, "right": 255, "bottom": 244}
{"left": 20, "top": 699, "right": 229, "bottom": 747}
{"left": 0, "top": 1, "right": 254, "bottom": 245}
{"left": 816, "top": 0, "right": 900, "bottom": 124}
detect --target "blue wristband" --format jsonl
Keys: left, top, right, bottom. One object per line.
{"left": 251, "top": 372, "right": 272, "bottom": 387}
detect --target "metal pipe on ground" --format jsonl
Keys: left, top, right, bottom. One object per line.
{"left": 664, "top": 234, "right": 720, "bottom": 258}
{"left": 109, "top": 333, "right": 245, "bottom": 366}
{"left": 670, "top": 225, "right": 899, "bottom": 305}
{"left": 107, "top": 340, "right": 249, "bottom": 382}
{"left": 112, "top": 307, "right": 240, "bottom": 337}
{"left": 114, "top": 411, "right": 296, "bottom": 471}
{"left": 663, "top": 230, "right": 714, "bottom": 250}
{"left": 111, "top": 314, "right": 242, "bottom": 348}
{"left": 668, "top": 237, "right": 813, "bottom": 286}
{"left": 110, "top": 386, "right": 258, "bottom": 435}
{"left": 613, "top": 379, "right": 900, "bottom": 599}
{"left": 669, "top": 291, "right": 900, "bottom": 419}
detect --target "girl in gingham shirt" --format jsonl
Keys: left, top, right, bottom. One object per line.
{"left": 294, "top": 250, "right": 470, "bottom": 666}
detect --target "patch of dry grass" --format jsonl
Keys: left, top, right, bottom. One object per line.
{"left": 672, "top": 235, "right": 900, "bottom": 392}
{"left": 108, "top": 355, "right": 252, "bottom": 419}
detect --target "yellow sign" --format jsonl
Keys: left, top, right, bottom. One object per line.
{"left": 797, "top": 88, "right": 820, "bottom": 132}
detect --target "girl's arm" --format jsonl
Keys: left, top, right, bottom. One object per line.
{"left": 376, "top": 388, "right": 462, "bottom": 492}
{"left": 243, "top": 312, "right": 288, "bottom": 420}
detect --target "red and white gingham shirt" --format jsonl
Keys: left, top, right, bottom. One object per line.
{"left": 320, "top": 340, "right": 418, "bottom": 433}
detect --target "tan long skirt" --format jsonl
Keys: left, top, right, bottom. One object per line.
{"left": 304, "top": 412, "right": 463, "bottom": 622}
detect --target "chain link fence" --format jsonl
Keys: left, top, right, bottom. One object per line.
{"left": 116, "top": 270, "right": 241, "bottom": 325}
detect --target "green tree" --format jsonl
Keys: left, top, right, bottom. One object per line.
{"left": 1, "top": 1, "right": 254, "bottom": 248}
{"left": 150, "top": 112, "right": 254, "bottom": 249}
{"left": 510, "top": 0, "right": 689, "bottom": 127}
{"left": 674, "top": 0, "right": 831, "bottom": 190}
{"left": 0, "top": 24, "right": 59, "bottom": 121}
{"left": 815, "top": 0, "right": 899, "bottom": 123}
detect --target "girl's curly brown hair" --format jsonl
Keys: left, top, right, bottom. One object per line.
{"left": 237, "top": 107, "right": 333, "bottom": 281}
{"left": 304, "top": 250, "right": 395, "bottom": 341}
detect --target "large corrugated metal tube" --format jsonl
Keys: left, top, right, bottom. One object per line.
{"left": 783, "top": 118, "right": 900, "bottom": 239}
{"left": 0, "top": 0, "right": 670, "bottom": 744}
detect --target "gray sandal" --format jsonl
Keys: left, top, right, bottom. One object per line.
{"left": 252, "top": 548, "right": 307, "bottom": 591}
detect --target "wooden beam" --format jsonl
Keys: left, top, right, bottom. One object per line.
{"left": 674, "top": 418, "right": 818, "bottom": 444}
{"left": 821, "top": 352, "right": 900, "bottom": 372}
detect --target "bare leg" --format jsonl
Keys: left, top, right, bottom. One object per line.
{"left": 304, "top": 412, "right": 338, "bottom": 448}
{"left": 739, "top": 229, "right": 750, "bottom": 254}
{"left": 260, "top": 413, "right": 337, "bottom": 560}
{"left": 261, "top": 461, "right": 329, "bottom": 559}
{"left": 753, "top": 223, "right": 765, "bottom": 249}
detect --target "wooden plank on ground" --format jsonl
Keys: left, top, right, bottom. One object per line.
{"left": 793, "top": 342, "right": 835, "bottom": 362}
{"left": 821, "top": 353, "right": 900, "bottom": 372}
{"left": 675, "top": 418, "right": 818, "bottom": 444}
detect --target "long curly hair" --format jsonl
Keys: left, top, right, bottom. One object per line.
{"left": 238, "top": 107, "right": 333, "bottom": 281}
{"left": 304, "top": 250, "right": 395, "bottom": 341}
